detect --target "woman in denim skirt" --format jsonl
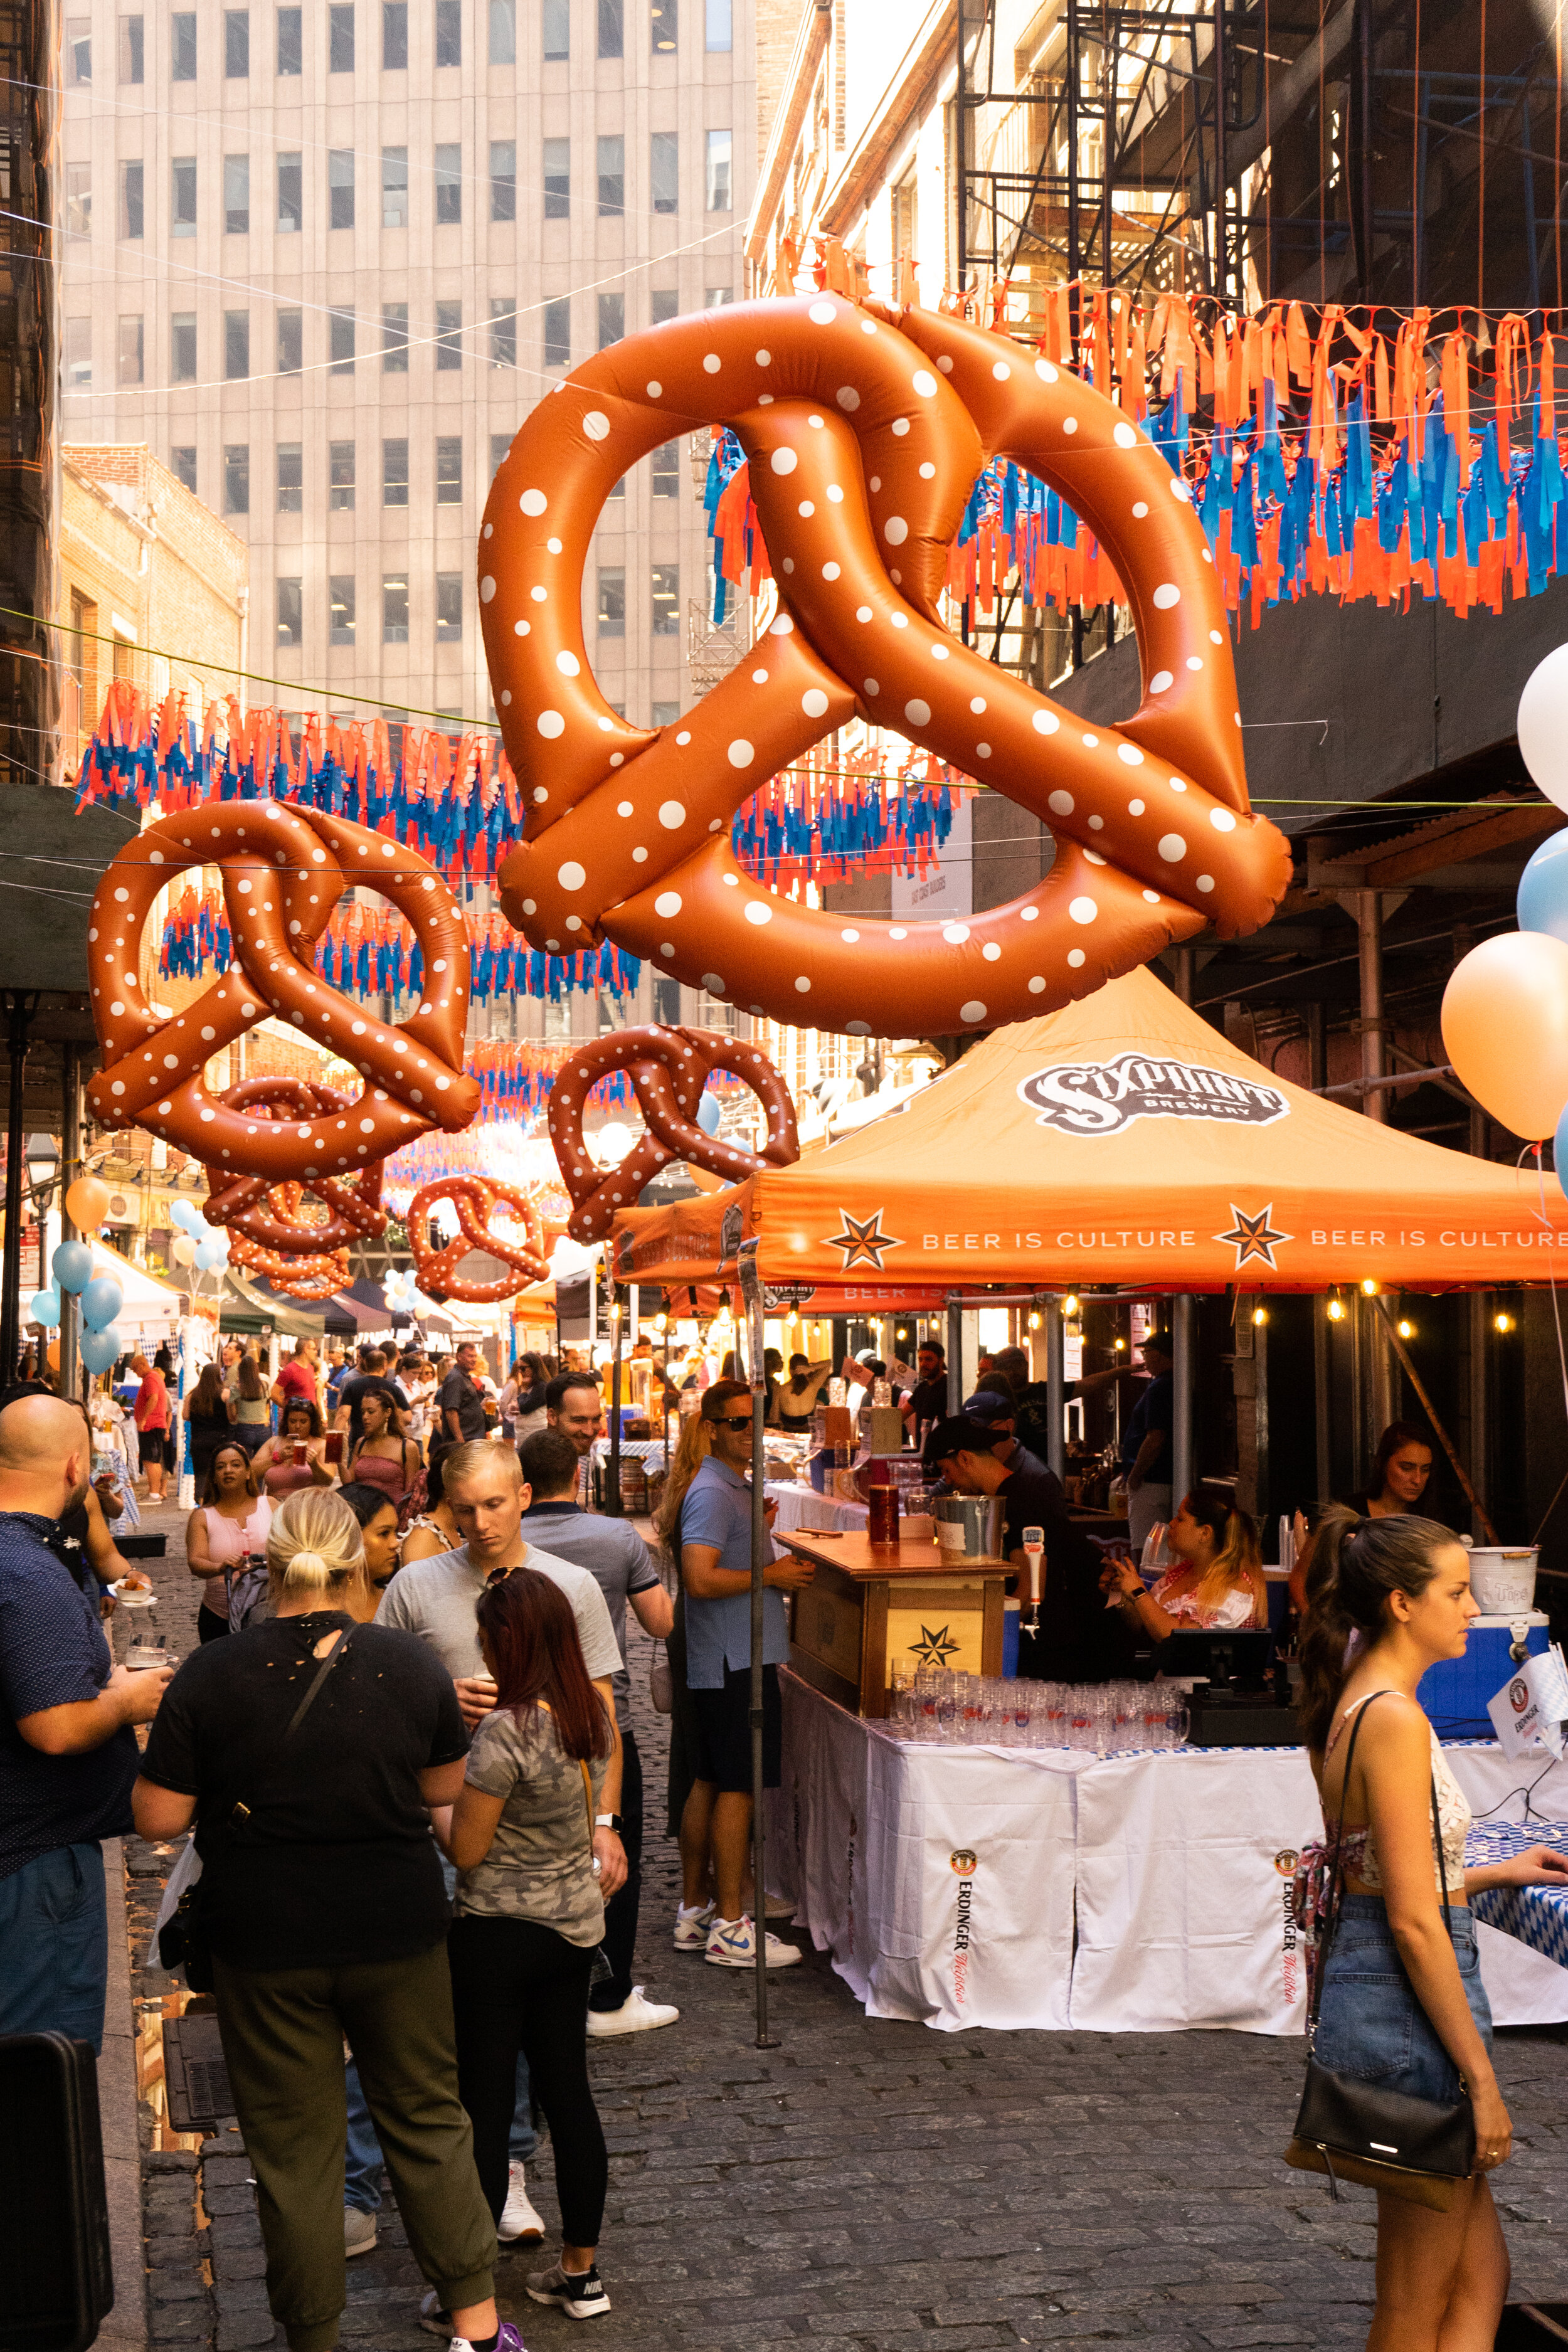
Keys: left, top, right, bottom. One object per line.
{"left": 1299, "top": 1510, "right": 1568, "bottom": 2349}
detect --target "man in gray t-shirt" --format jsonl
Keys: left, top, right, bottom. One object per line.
{"left": 519, "top": 1429, "right": 677, "bottom": 2037}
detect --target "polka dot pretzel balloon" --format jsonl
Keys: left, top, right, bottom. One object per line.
{"left": 86, "top": 802, "right": 480, "bottom": 1177}
{"left": 482, "top": 294, "right": 1291, "bottom": 1037}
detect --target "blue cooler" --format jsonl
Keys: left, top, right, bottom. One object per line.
{"left": 1002, "top": 1597, "right": 1020, "bottom": 1677}
{"left": 1417, "top": 1612, "right": 1550, "bottom": 1739}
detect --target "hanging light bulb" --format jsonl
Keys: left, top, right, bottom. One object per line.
{"left": 1114, "top": 1335, "right": 1126, "bottom": 1352}
{"left": 1252, "top": 1305, "right": 1268, "bottom": 1327}
{"left": 1360, "top": 1278, "right": 1380, "bottom": 1297}
{"left": 1495, "top": 1310, "right": 1516, "bottom": 1333}
{"left": 1327, "top": 1296, "right": 1346, "bottom": 1323}
{"left": 1396, "top": 1318, "right": 1416, "bottom": 1340}
{"left": 1062, "top": 1293, "right": 1080, "bottom": 1317}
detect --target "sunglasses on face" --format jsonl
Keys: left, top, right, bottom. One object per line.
{"left": 713, "top": 1412, "right": 753, "bottom": 1431}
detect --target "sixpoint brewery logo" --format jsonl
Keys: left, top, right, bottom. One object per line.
{"left": 1019, "top": 1054, "right": 1290, "bottom": 1138}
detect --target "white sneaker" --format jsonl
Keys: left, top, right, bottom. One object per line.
{"left": 704, "top": 1914, "right": 803, "bottom": 1969}
{"left": 419, "top": 2289, "right": 454, "bottom": 2338}
{"left": 763, "top": 1890, "right": 797, "bottom": 1922}
{"left": 673, "top": 1900, "right": 715, "bottom": 1951}
{"left": 527, "top": 2257, "right": 612, "bottom": 2319}
{"left": 497, "top": 2158, "right": 546, "bottom": 2243}
{"left": 344, "top": 2205, "right": 378, "bottom": 2258}
{"left": 586, "top": 1985, "right": 679, "bottom": 2037}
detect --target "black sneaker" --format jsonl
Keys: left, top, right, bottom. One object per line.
{"left": 526, "top": 2260, "right": 611, "bottom": 2321}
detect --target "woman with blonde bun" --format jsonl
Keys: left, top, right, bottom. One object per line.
{"left": 134, "top": 1489, "right": 519, "bottom": 2352}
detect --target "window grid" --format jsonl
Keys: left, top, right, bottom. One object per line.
{"left": 489, "top": 139, "right": 515, "bottom": 222}
{"left": 224, "top": 444, "right": 250, "bottom": 516}
{"left": 382, "top": 303, "right": 408, "bottom": 369}
{"left": 276, "top": 4, "right": 301, "bottom": 71}
{"left": 435, "top": 437, "right": 462, "bottom": 505}
{"left": 225, "top": 8, "right": 248, "bottom": 73}
{"left": 329, "top": 149, "right": 354, "bottom": 230}
{"left": 597, "top": 134, "right": 623, "bottom": 216}
{"left": 329, "top": 2, "right": 354, "bottom": 67}
{"left": 224, "top": 154, "right": 249, "bottom": 233}
{"left": 330, "top": 442, "right": 356, "bottom": 508}
{"left": 277, "top": 442, "right": 303, "bottom": 511}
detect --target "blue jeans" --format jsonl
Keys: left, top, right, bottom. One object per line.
{"left": 0, "top": 1843, "right": 109, "bottom": 2052}
{"left": 344, "top": 2048, "right": 536, "bottom": 2212}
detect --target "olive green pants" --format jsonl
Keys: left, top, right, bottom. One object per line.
{"left": 213, "top": 1941, "right": 495, "bottom": 2352}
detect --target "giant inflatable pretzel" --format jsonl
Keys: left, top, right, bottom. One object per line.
{"left": 87, "top": 803, "right": 479, "bottom": 1176}
{"left": 203, "top": 1080, "right": 388, "bottom": 1249}
{"left": 484, "top": 295, "right": 1291, "bottom": 1036}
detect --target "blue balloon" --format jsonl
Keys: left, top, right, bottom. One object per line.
{"left": 1518, "top": 829, "right": 1568, "bottom": 943}
{"left": 696, "top": 1089, "right": 721, "bottom": 1136}
{"left": 80, "top": 1325, "right": 122, "bottom": 1375}
{"left": 52, "top": 1239, "right": 94, "bottom": 1295}
{"left": 28, "top": 1286, "right": 60, "bottom": 1329}
{"left": 170, "top": 1200, "right": 201, "bottom": 1232}
{"left": 80, "top": 1275, "right": 124, "bottom": 1332}
{"left": 194, "top": 1238, "right": 221, "bottom": 1271}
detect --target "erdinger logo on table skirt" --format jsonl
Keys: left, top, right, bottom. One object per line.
{"left": 950, "top": 1851, "right": 978, "bottom": 2007}
{"left": 1019, "top": 1053, "right": 1290, "bottom": 1137}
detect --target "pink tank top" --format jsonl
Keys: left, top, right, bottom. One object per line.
{"left": 199, "top": 1498, "right": 272, "bottom": 1562}
{"left": 349, "top": 1447, "right": 410, "bottom": 1503}
{"left": 263, "top": 1459, "right": 316, "bottom": 1499}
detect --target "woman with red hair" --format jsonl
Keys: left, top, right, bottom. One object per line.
{"left": 438, "top": 1567, "right": 616, "bottom": 2324}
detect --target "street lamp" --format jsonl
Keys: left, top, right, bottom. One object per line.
{"left": 25, "top": 1133, "right": 59, "bottom": 1291}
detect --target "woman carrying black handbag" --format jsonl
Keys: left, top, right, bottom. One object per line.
{"left": 1297, "top": 1508, "right": 1568, "bottom": 2346}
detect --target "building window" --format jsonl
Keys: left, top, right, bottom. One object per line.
{"left": 171, "top": 446, "right": 196, "bottom": 491}
{"left": 651, "top": 130, "right": 677, "bottom": 213}
{"left": 543, "top": 137, "right": 569, "bottom": 219}
{"left": 277, "top": 152, "right": 302, "bottom": 230}
{"left": 382, "top": 0, "right": 406, "bottom": 64}
{"left": 543, "top": 0, "right": 566, "bottom": 54}
{"left": 607, "top": 471, "right": 625, "bottom": 500}
{"left": 650, "top": 563, "right": 679, "bottom": 633}
{"left": 705, "top": 127, "right": 731, "bottom": 211}
{"left": 543, "top": 297, "right": 569, "bottom": 368}
{"left": 65, "top": 11, "right": 89, "bottom": 76}
{"left": 651, "top": 0, "right": 674, "bottom": 49}
{"left": 435, "top": 573, "right": 462, "bottom": 641}
{"left": 65, "top": 161, "right": 92, "bottom": 238}
{"left": 383, "top": 575, "right": 410, "bottom": 642}
{"left": 330, "top": 576, "right": 356, "bottom": 644}
{"left": 225, "top": 8, "right": 248, "bottom": 71}
{"left": 381, "top": 302, "right": 409, "bottom": 368}
{"left": 329, "top": 2, "right": 353, "bottom": 66}
{"left": 488, "top": 0, "right": 514, "bottom": 60}
{"left": 597, "top": 568, "right": 625, "bottom": 636}
{"left": 650, "top": 701, "right": 678, "bottom": 726}
{"left": 224, "top": 445, "right": 250, "bottom": 516}
{"left": 704, "top": 283, "right": 733, "bottom": 307}
{"left": 330, "top": 308, "right": 355, "bottom": 373}
{"left": 381, "top": 146, "right": 408, "bottom": 226}
{"left": 490, "top": 432, "right": 511, "bottom": 479}
{"left": 277, "top": 578, "right": 302, "bottom": 648}
{"left": 277, "top": 442, "right": 303, "bottom": 510}
{"left": 383, "top": 438, "right": 409, "bottom": 505}
{"left": 598, "top": 292, "right": 623, "bottom": 348}
{"left": 435, "top": 0, "right": 460, "bottom": 62}
{"left": 119, "top": 14, "right": 144, "bottom": 80}
{"left": 277, "top": 308, "right": 302, "bottom": 372}
{"left": 330, "top": 442, "right": 356, "bottom": 508}
{"left": 650, "top": 287, "right": 678, "bottom": 323}
{"left": 435, "top": 301, "right": 462, "bottom": 368}
{"left": 276, "top": 4, "right": 301, "bottom": 69}
{"left": 64, "top": 317, "right": 92, "bottom": 389}
{"left": 120, "top": 160, "right": 144, "bottom": 238}
{"left": 171, "top": 312, "right": 197, "bottom": 380}
{"left": 171, "top": 11, "right": 196, "bottom": 75}
{"left": 329, "top": 148, "right": 354, "bottom": 229}
{"left": 224, "top": 154, "right": 249, "bottom": 232}
{"left": 116, "top": 315, "right": 144, "bottom": 384}
{"left": 651, "top": 439, "right": 679, "bottom": 496}
{"left": 597, "top": 0, "right": 622, "bottom": 55}
{"left": 168, "top": 156, "right": 195, "bottom": 236}
{"left": 489, "top": 299, "right": 516, "bottom": 368}
{"left": 597, "top": 134, "right": 623, "bottom": 215}
{"left": 704, "top": 0, "right": 728, "bottom": 46}
{"left": 489, "top": 139, "right": 515, "bottom": 221}
{"left": 225, "top": 310, "right": 250, "bottom": 378}
{"left": 435, "top": 144, "right": 461, "bottom": 225}
{"left": 436, "top": 436, "right": 462, "bottom": 504}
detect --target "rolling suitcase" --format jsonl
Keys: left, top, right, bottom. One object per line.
{"left": 0, "top": 2033, "right": 114, "bottom": 2351}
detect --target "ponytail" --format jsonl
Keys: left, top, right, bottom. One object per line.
{"left": 266, "top": 1488, "right": 371, "bottom": 1609}
{"left": 1298, "top": 1506, "right": 1454, "bottom": 1751}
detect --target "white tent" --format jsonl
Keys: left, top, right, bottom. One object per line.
{"left": 90, "top": 1239, "right": 181, "bottom": 1348}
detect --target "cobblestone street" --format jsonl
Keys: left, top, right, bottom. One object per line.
{"left": 110, "top": 1506, "right": 1568, "bottom": 2352}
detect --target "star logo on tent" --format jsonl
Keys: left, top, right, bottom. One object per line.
{"left": 820, "top": 1207, "right": 903, "bottom": 1271}
{"left": 908, "top": 1622, "right": 961, "bottom": 1668}
{"left": 1215, "top": 1202, "right": 1291, "bottom": 1271}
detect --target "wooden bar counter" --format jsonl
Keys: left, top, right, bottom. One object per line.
{"left": 776, "top": 1525, "right": 1011, "bottom": 1719}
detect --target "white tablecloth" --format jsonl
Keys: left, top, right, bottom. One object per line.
{"left": 765, "top": 1482, "right": 867, "bottom": 1534}
{"left": 768, "top": 1671, "right": 1568, "bottom": 2035}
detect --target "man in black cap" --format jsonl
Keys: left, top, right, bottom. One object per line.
{"left": 960, "top": 1389, "right": 1050, "bottom": 1483}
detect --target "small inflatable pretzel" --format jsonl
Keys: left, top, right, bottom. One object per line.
{"left": 548, "top": 1024, "right": 799, "bottom": 1241}
{"left": 228, "top": 1227, "right": 349, "bottom": 1300}
{"left": 87, "top": 802, "right": 479, "bottom": 1177}
{"left": 203, "top": 1081, "right": 387, "bottom": 1249}
{"left": 485, "top": 295, "right": 1291, "bottom": 1036}
{"left": 408, "top": 1177, "right": 551, "bottom": 1303}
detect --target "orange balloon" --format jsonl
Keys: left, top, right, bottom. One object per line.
{"left": 65, "top": 1175, "right": 111, "bottom": 1229}
{"left": 1441, "top": 932, "right": 1568, "bottom": 1138}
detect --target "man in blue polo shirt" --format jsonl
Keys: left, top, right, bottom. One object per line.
{"left": 0, "top": 1393, "right": 171, "bottom": 2047}
{"left": 676, "top": 1380, "right": 813, "bottom": 1971}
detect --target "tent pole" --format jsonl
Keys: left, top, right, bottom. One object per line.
{"left": 59, "top": 1041, "right": 80, "bottom": 1402}
{"left": 1172, "top": 1295, "right": 1195, "bottom": 1500}
{"left": 605, "top": 1286, "right": 623, "bottom": 1517}
{"left": 737, "top": 1241, "right": 778, "bottom": 2049}
{"left": 945, "top": 1297, "right": 962, "bottom": 1415}
{"left": 1044, "top": 1296, "right": 1066, "bottom": 1478}
{"left": 1313, "top": 1295, "right": 1331, "bottom": 1504}
{"left": 1357, "top": 891, "right": 1387, "bottom": 1125}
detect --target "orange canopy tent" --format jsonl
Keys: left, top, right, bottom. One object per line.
{"left": 612, "top": 967, "right": 1567, "bottom": 1295}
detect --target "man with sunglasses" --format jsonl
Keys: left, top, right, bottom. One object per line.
{"left": 676, "top": 1382, "right": 813, "bottom": 1970}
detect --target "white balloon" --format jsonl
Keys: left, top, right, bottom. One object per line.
{"left": 1518, "top": 644, "right": 1568, "bottom": 812}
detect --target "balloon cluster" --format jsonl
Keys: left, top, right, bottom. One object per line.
{"left": 1441, "top": 647, "right": 1568, "bottom": 1177}
{"left": 170, "top": 1198, "right": 234, "bottom": 1276}
{"left": 30, "top": 1247, "right": 126, "bottom": 1375}
{"left": 384, "top": 1266, "right": 424, "bottom": 1316}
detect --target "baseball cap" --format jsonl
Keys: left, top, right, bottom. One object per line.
{"left": 961, "top": 1390, "right": 1015, "bottom": 1425}
{"left": 923, "top": 1414, "right": 1003, "bottom": 1470}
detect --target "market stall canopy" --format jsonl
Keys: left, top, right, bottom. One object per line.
{"left": 92, "top": 1242, "right": 182, "bottom": 1345}
{"left": 221, "top": 1269, "right": 326, "bottom": 1341}
{"left": 612, "top": 967, "right": 1568, "bottom": 1294}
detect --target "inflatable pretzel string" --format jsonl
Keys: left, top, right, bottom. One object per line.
{"left": 483, "top": 296, "right": 1290, "bottom": 1036}
{"left": 547, "top": 1024, "right": 799, "bottom": 1242}
{"left": 87, "top": 803, "right": 479, "bottom": 1175}
{"left": 203, "top": 1081, "right": 387, "bottom": 1250}
{"left": 407, "top": 1177, "right": 550, "bottom": 1303}
{"left": 228, "top": 1226, "right": 349, "bottom": 1300}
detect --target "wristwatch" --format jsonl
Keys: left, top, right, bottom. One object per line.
{"left": 595, "top": 1813, "right": 623, "bottom": 1833}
